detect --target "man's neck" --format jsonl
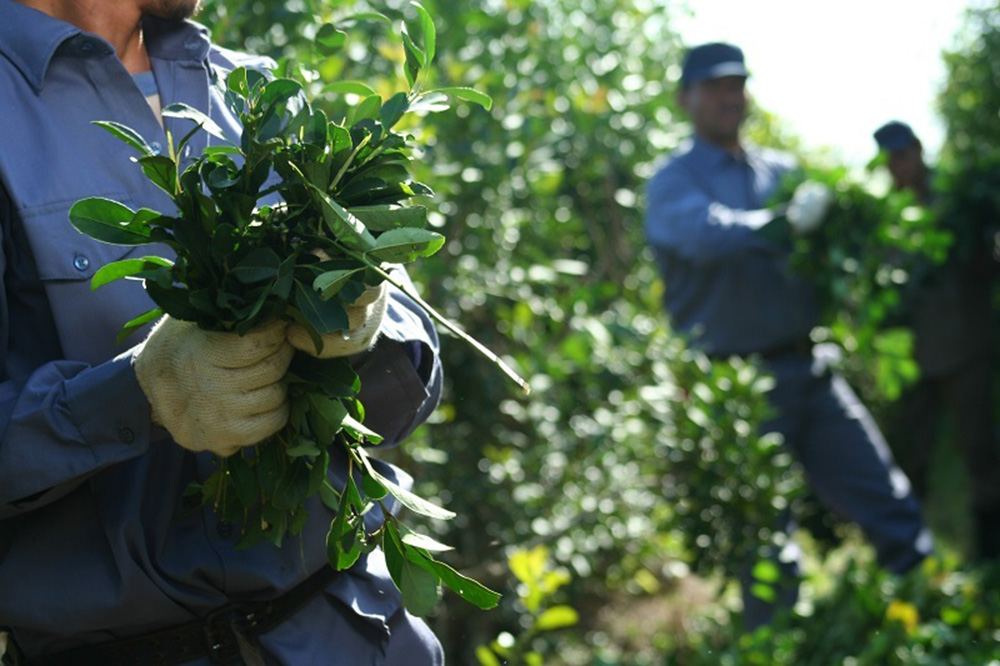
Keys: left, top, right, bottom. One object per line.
{"left": 696, "top": 132, "right": 743, "bottom": 156}
{"left": 15, "top": 0, "right": 151, "bottom": 73}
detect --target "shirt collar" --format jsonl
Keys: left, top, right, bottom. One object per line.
{"left": 0, "top": 0, "right": 80, "bottom": 92}
{"left": 0, "top": 1, "right": 211, "bottom": 93}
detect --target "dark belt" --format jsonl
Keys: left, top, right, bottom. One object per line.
{"left": 758, "top": 337, "right": 813, "bottom": 361}
{"left": 19, "top": 565, "right": 338, "bottom": 666}
{"left": 709, "top": 337, "right": 813, "bottom": 362}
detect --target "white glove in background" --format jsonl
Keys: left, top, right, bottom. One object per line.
{"left": 288, "top": 283, "right": 389, "bottom": 359}
{"left": 787, "top": 181, "right": 834, "bottom": 234}
{"left": 134, "top": 318, "right": 294, "bottom": 457}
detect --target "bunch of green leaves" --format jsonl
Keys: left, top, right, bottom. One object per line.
{"left": 767, "top": 167, "right": 952, "bottom": 408}
{"left": 67, "top": 3, "right": 506, "bottom": 615}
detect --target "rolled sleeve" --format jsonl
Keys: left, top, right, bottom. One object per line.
{"left": 352, "top": 280, "right": 442, "bottom": 448}
{"left": 645, "top": 161, "right": 779, "bottom": 262}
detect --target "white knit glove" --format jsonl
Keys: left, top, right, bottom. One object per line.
{"left": 288, "top": 284, "right": 389, "bottom": 358}
{"left": 787, "top": 181, "right": 834, "bottom": 234}
{"left": 135, "top": 318, "right": 294, "bottom": 457}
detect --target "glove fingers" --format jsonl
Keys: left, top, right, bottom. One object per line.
{"left": 215, "top": 342, "right": 295, "bottom": 392}
{"left": 222, "top": 382, "right": 287, "bottom": 418}
{"left": 287, "top": 323, "right": 323, "bottom": 356}
{"left": 227, "top": 403, "right": 290, "bottom": 446}
{"left": 350, "top": 284, "right": 386, "bottom": 308}
{"left": 204, "top": 319, "right": 290, "bottom": 369}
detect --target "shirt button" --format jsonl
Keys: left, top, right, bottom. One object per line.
{"left": 217, "top": 521, "right": 234, "bottom": 538}
{"left": 118, "top": 427, "right": 135, "bottom": 443}
{"left": 150, "top": 141, "right": 162, "bottom": 155}
{"left": 73, "top": 255, "right": 90, "bottom": 271}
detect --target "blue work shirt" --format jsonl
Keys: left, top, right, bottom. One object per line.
{"left": 644, "top": 136, "right": 819, "bottom": 356}
{"left": 0, "top": 3, "right": 443, "bottom": 663}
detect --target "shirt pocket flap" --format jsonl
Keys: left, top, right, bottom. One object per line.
{"left": 20, "top": 194, "right": 149, "bottom": 281}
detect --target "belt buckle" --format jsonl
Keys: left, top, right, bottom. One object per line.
{"left": 203, "top": 603, "right": 261, "bottom": 665}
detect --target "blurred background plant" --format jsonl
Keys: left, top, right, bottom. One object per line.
{"left": 194, "top": 0, "right": 1000, "bottom": 662}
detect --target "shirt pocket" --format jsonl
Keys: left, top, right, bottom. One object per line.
{"left": 19, "top": 193, "right": 168, "bottom": 366}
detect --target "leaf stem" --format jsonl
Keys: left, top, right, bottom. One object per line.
{"left": 365, "top": 262, "right": 531, "bottom": 394}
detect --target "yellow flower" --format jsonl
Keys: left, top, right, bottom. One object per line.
{"left": 886, "top": 600, "right": 920, "bottom": 635}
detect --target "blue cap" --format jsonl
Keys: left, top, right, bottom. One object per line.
{"left": 681, "top": 42, "right": 748, "bottom": 89}
{"left": 874, "top": 121, "right": 919, "bottom": 152}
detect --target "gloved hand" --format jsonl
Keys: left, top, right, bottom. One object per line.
{"left": 787, "top": 181, "right": 834, "bottom": 234}
{"left": 288, "top": 283, "right": 389, "bottom": 358}
{"left": 134, "top": 317, "right": 294, "bottom": 457}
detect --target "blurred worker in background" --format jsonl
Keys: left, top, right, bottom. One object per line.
{"left": 875, "top": 120, "right": 1000, "bottom": 561}
{"left": 644, "top": 42, "right": 933, "bottom": 629}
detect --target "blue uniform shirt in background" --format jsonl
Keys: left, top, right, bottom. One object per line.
{"left": 644, "top": 136, "right": 818, "bottom": 356}
{"left": 0, "top": 3, "right": 444, "bottom": 663}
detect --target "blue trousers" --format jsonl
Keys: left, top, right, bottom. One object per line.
{"left": 741, "top": 347, "right": 933, "bottom": 628}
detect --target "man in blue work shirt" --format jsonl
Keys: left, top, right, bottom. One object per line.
{"left": 645, "top": 42, "right": 932, "bottom": 627}
{"left": 0, "top": 0, "right": 444, "bottom": 664}
{"left": 874, "top": 120, "right": 1000, "bottom": 560}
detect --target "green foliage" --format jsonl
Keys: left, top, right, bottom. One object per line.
{"left": 642, "top": 342, "right": 802, "bottom": 576}
{"left": 666, "top": 557, "right": 1000, "bottom": 666}
{"left": 476, "top": 546, "right": 579, "bottom": 666}
{"left": 70, "top": 7, "right": 501, "bottom": 615}
{"left": 768, "top": 168, "right": 951, "bottom": 411}
{"left": 937, "top": 1, "right": 1000, "bottom": 273}
{"left": 188, "top": 0, "right": 1000, "bottom": 662}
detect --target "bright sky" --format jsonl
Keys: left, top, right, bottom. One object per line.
{"left": 674, "top": 0, "right": 974, "bottom": 166}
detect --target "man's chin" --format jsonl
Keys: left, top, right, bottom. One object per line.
{"left": 147, "top": 0, "right": 202, "bottom": 21}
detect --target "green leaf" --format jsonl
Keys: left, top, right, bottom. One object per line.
{"left": 354, "top": 94, "right": 382, "bottom": 123}
{"left": 227, "top": 66, "right": 249, "bottom": 96}
{"left": 316, "top": 23, "right": 348, "bottom": 55}
{"left": 91, "top": 256, "right": 173, "bottom": 290}
{"left": 475, "top": 647, "right": 503, "bottom": 666}
{"left": 350, "top": 205, "right": 428, "bottom": 231}
{"left": 358, "top": 453, "right": 455, "bottom": 520}
{"left": 384, "top": 523, "right": 441, "bottom": 617}
{"left": 93, "top": 120, "right": 153, "bottom": 156}
{"left": 285, "top": 439, "right": 321, "bottom": 458}
{"left": 428, "top": 87, "right": 493, "bottom": 111}
{"left": 410, "top": 1, "right": 436, "bottom": 67}
{"left": 342, "top": 414, "right": 383, "bottom": 444}
{"left": 406, "top": 547, "right": 502, "bottom": 610}
{"left": 259, "top": 78, "right": 303, "bottom": 108}
{"left": 380, "top": 92, "right": 409, "bottom": 131}
{"left": 751, "top": 583, "right": 777, "bottom": 603}
{"left": 306, "top": 392, "right": 349, "bottom": 445}
{"left": 69, "top": 198, "right": 153, "bottom": 245}
{"left": 339, "top": 11, "right": 392, "bottom": 25}
{"left": 407, "top": 92, "right": 450, "bottom": 114}
{"left": 327, "top": 475, "right": 364, "bottom": 570}
{"left": 162, "top": 102, "right": 229, "bottom": 142}
{"left": 232, "top": 247, "right": 281, "bottom": 284}
{"left": 294, "top": 279, "right": 350, "bottom": 336}
{"left": 367, "top": 227, "right": 445, "bottom": 263}
{"left": 305, "top": 183, "right": 377, "bottom": 251}
{"left": 400, "top": 530, "right": 453, "bottom": 553}
{"left": 313, "top": 268, "right": 364, "bottom": 300}
{"left": 136, "top": 155, "right": 179, "bottom": 196}
{"left": 323, "top": 81, "right": 378, "bottom": 97}
{"left": 535, "top": 606, "right": 579, "bottom": 631}
{"left": 400, "top": 24, "right": 423, "bottom": 89}
{"left": 115, "top": 308, "right": 163, "bottom": 346}
{"left": 752, "top": 560, "right": 782, "bottom": 584}
{"left": 361, "top": 472, "right": 388, "bottom": 501}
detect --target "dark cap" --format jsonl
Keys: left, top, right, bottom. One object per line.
{"left": 874, "top": 121, "right": 919, "bottom": 152}
{"left": 681, "top": 42, "right": 748, "bottom": 89}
